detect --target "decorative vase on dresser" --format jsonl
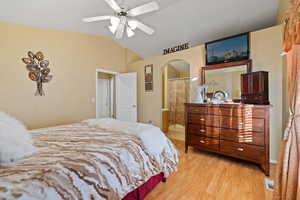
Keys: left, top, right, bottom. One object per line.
{"left": 184, "top": 103, "right": 270, "bottom": 176}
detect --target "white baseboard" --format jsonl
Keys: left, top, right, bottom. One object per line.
{"left": 270, "top": 160, "right": 277, "bottom": 164}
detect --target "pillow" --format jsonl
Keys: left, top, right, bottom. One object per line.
{"left": 0, "top": 112, "right": 36, "bottom": 165}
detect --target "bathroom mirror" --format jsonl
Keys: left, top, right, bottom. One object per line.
{"left": 201, "top": 60, "right": 252, "bottom": 102}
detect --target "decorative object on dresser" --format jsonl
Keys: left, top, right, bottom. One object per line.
{"left": 185, "top": 103, "right": 270, "bottom": 176}
{"left": 241, "top": 71, "right": 269, "bottom": 105}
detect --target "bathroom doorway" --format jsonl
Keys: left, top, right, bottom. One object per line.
{"left": 96, "top": 70, "right": 116, "bottom": 119}
{"left": 162, "top": 60, "right": 191, "bottom": 141}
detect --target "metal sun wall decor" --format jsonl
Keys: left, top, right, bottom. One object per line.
{"left": 22, "top": 51, "right": 53, "bottom": 96}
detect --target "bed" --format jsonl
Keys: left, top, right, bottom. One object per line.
{"left": 0, "top": 119, "right": 179, "bottom": 200}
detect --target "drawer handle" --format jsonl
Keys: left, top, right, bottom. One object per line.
{"left": 237, "top": 147, "right": 244, "bottom": 152}
{"left": 239, "top": 122, "right": 244, "bottom": 125}
{"left": 200, "top": 118, "right": 205, "bottom": 121}
{"left": 237, "top": 135, "right": 245, "bottom": 138}
{"left": 200, "top": 129, "right": 205, "bottom": 133}
{"left": 200, "top": 140, "right": 206, "bottom": 144}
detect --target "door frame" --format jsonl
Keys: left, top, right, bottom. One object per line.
{"left": 96, "top": 69, "right": 119, "bottom": 118}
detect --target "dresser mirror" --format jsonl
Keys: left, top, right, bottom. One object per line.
{"left": 201, "top": 60, "right": 252, "bottom": 103}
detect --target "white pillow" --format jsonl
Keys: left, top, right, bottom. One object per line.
{"left": 0, "top": 112, "right": 36, "bottom": 165}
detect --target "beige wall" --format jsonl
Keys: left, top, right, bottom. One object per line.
{"left": 277, "top": 0, "right": 291, "bottom": 24}
{"left": 127, "top": 45, "right": 205, "bottom": 124}
{"left": 128, "top": 46, "right": 205, "bottom": 125}
{"left": 250, "top": 25, "right": 283, "bottom": 162}
{"left": 0, "top": 22, "right": 140, "bottom": 129}
{"left": 127, "top": 25, "right": 283, "bottom": 161}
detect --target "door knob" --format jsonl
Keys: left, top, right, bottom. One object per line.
{"left": 132, "top": 105, "right": 137, "bottom": 108}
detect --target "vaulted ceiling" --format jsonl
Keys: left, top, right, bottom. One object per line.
{"left": 0, "top": 0, "right": 279, "bottom": 58}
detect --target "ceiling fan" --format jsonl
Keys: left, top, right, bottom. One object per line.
{"left": 82, "top": 0, "right": 159, "bottom": 39}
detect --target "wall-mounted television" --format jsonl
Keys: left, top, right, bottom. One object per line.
{"left": 205, "top": 33, "right": 250, "bottom": 65}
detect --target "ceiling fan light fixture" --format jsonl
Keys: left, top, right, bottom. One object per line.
{"left": 128, "top": 20, "right": 138, "bottom": 30}
{"left": 127, "top": 27, "right": 135, "bottom": 38}
{"left": 82, "top": 0, "right": 159, "bottom": 39}
{"left": 110, "top": 16, "right": 120, "bottom": 26}
{"left": 108, "top": 24, "right": 118, "bottom": 34}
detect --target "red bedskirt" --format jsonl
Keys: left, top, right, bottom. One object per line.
{"left": 122, "top": 173, "right": 164, "bottom": 200}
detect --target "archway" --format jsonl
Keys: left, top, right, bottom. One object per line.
{"left": 161, "top": 59, "right": 191, "bottom": 141}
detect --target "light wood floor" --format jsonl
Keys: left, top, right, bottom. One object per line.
{"left": 146, "top": 139, "right": 275, "bottom": 200}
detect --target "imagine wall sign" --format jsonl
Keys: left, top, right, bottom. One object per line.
{"left": 163, "top": 43, "right": 190, "bottom": 55}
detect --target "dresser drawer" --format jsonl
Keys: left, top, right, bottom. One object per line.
{"left": 189, "top": 114, "right": 220, "bottom": 126}
{"left": 189, "top": 135, "right": 219, "bottom": 151}
{"left": 251, "top": 108, "right": 266, "bottom": 118}
{"left": 188, "top": 124, "right": 220, "bottom": 138}
{"left": 221, "top": 116, "right": 264, "bottom": 131}
{"left": 187, "top": 106, "right": 206, "bottom": 114}
{"left": 220, "top": 116, "right": 244, "bottom": 129}
{"left": 188, "top": 114, "right": 206, "bottom": 124}
{"left": 207, "top": 107, "right": 220, "bottom": 115}
{"left": 220, "top": 128, "right": 264, "bottom": 146}
{"left": 219, "top": 107, "right": 266, "bottom": 118}
{"left": 219, "top": 107, "right": 244, "bottom": 117}
{"left": 220, "top": 140, "right": 264, "bottom": 162}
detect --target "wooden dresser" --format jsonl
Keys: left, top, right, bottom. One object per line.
{"left": 185, "top": 103, "right": 270, "bottom": 176}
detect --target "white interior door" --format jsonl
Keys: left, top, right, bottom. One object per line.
{"left": 116, "top": 72, "right": 137, "bottom": 122}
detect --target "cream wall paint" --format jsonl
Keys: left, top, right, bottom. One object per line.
{"left": 127, "top": 46, "right": 205, "bottom": 125}
{"left": 127, "top": 25, "right": 283, "bottom": 161}
{"left": 250, "top": 25, "right": 283, "bottom": 161}
{"left": 0, "top": 22, "right": 140, "bottom": 129}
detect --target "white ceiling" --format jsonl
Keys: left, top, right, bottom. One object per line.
{"left": 0, "top": 0, "right": 279, "bottom": 58}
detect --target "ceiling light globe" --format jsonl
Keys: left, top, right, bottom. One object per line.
{"left": 127, "top": 27, "right": 135, "bottom": 38}
{"left": 110, "top": 17, "right": 120, "bottom": 26}
{"left": 128, "top": 20, "right": 137, "bottom": 30}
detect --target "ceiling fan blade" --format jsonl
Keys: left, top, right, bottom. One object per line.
{"left": 104, "top": 0, "right": 121, "bottom": 12}
{"left": 82, "top": 16, "right": 112, "bottom": 22}
{"left": 128, "top": 1, "right": 159, "bottom": 17}
{"left": 135, "top": 20, "right": 154, "bottom": 35}
{"left": 115, "top": 17, "right": 126, "bottom": 39}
